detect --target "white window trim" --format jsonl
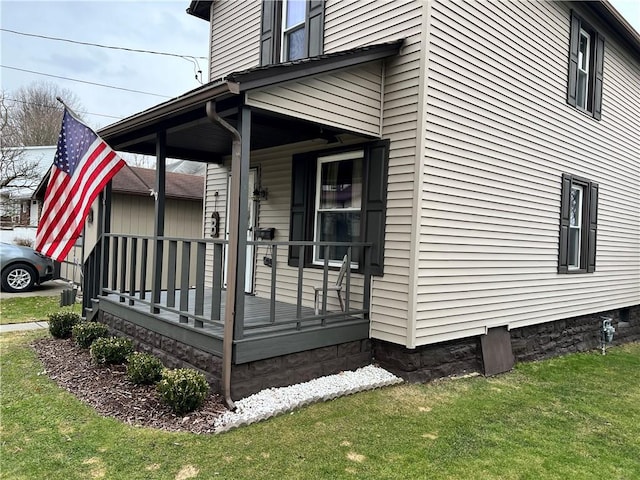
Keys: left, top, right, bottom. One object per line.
{"left": 313, "top": 150, "right": 364, "bottom": 266}
{"left": 568, "top": 184, "right": 583, "bottom": 270}
{"left": 577, "top": 29, "right": 591, "bottom": 110}
{"left": 281, "top": 0, "right": 306, "bottom": 62}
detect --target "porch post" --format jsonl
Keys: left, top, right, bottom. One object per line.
{"left": 99, "top": 183, "right": 112, "bottom": 295}
{"left": 233, "top": 106, "right": 251, "bottom": 339}
{"left": 151, "top": 131, "right": 166, "bottom": 314}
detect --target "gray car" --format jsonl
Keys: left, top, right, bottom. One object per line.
{"left": 0, "top": 243, "right": 55, "bottom": 293}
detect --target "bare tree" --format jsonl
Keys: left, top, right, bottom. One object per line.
{"left": 0, "top": 91, "right": 39, "bottom": 189}
{"left": 0, "top": 83, "right": 84, "bottom": 190}
{"left": 7, "top": 81, "right": 83, "bottom": 146}
{"left": 125, "top": 153, "right": 156, "bottom": 169}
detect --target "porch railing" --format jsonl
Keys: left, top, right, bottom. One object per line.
{"left": 84, "top": 234, "right": 372, "bottom": 339}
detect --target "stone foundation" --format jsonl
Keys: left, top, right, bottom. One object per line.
{"left": 97, "top": 311, "right": 372, "bottom": 399}
{"left": 373, "top": 305, "right": 640, "bottom": 382}
{"left": 373, "top": 336, "right": 483, "bottom": 382}
{"left": 98, "top": 305, "right": 639, "bottom": 396}
{"left": 511, "top": 305, "right": 640, "bottom": 362}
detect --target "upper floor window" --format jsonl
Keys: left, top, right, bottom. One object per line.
{"left": 558, "top": 173, "right": 599, "bottom": 274}
{"left": 567, "top": 11, "right": 605, "bottom": 120}
{"left": 283, "top": 0, "right": 306, "bottom": 61}
{"left": 260, "top": 0, "right": 324, "bottom": 66}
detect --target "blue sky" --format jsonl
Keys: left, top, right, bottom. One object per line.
{"left": 1, "top": 1, "right": 638, "bottom": 131}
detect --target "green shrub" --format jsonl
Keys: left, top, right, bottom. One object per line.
{"left": 157, "top": 368, "right": 210, "bottom": 414}
{"left": 90, "top": 337, "right": 134, "bottom": 366}
{"left": 126, "top": 352, "right": 164, "bottom": 385}
{"left": 48, "top": 311, "right": 81, "bottom": 339}
{"left": 72, "top": 322, "right": 110, "bottom": 349}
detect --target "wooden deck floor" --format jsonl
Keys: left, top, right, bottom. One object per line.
{"left": 102, "top": 288, "right": 356, "bottom": 339}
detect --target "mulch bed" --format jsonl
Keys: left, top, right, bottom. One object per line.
{"left": 32, "top": 337, "right": 228, "bottom": 434}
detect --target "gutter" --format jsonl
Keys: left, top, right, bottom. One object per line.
{"left": 205, "top": 100, "right": 238, "bottom": 411}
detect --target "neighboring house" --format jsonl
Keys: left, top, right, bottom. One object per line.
{"left": 0, "top": 146, "right": 56, "bottom": 228}
{"left": 88, "top": 0, "right": 639, "bottom": 400}
{"left": 34, "top": 165, "right": 204, "bottom": 286}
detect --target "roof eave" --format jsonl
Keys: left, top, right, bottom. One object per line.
{"left": 591, "top": 1, "right": 640, "bottom": 56}
{"left": 230, "top": 39, "right": 405, "bottom": 92}
{"left": 186, "top": 1, "right": 212, "bottom": 21}
{"left": 97, "top": 80, "right": 238, "bottom": 142}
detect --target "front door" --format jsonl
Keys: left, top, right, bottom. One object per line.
{"left": 223, "top": 168, "right": 256, "bottom": 293}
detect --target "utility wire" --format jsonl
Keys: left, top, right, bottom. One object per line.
{"left": 4, "top": 97, "right": 122, "bottom": 120}
{"left": 1, "top": 27, "right": 205, "bottom": 84}
{"left": 1, "top": 65, "right": 172, "bottom": 98}
{"left": 0, "top": 28, "right": 207, "bottom": 60}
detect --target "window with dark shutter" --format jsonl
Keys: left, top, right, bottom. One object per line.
{"left": 558, "top": 173, "right": 598, "bottom": 274}
{"left": 566, "top": 10, "right": 605, "bottom": 119}
{"left": 288, "top": 141, "right": 389, "bottom": 275}
{"left": 260, "top": 0, "right": 324, "bottom": 65}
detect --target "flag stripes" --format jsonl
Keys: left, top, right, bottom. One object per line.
{"left": 35, "top": 109, "right": 125, "bottom": 261}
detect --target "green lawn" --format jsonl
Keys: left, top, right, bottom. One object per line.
{"left": 1, "top": 330, "right": 639, "bottom": 480}
{"left": 0, "top": 296, "right": 75, "bottom": 325}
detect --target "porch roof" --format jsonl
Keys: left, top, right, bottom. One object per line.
{"left": 97, "top": 40, "right": 403, "bottom": 162}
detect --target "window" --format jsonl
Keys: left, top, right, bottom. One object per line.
{"left": 314, "top": 151, "right": 363, "bottom": 263}
{"left": 558, "top": 174, "right": 599, "bottom": 274}
{"left": 567, "top": 10, "right": 605, "bottom": 119}
{"left": 260, "top": 0, "right": 324, "bottom": 66}
{"left": 289, "top": 141, "right": 389, "bottom": 276}
{"left": 568, "top": 184, "right": 583, "bottom": 268}
{"left": 282, "top": 0, "right": 306, "bottom": 61}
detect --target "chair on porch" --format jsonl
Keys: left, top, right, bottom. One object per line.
{"left": 314, "top": 254, "right": 348, "bottom": 315}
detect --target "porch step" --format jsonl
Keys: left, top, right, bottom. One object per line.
{"left": 85, "top": 299, "right": 100, "bottom": 322}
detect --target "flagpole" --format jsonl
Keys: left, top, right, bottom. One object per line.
{"left": 55, "top": 96, "right": 83, "bottom": 121}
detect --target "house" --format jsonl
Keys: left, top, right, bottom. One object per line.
{"left": 87, "top": 0, "right": 639, "bottom": 402}
{"left": 34, "top": 164, "right": 204, "bottom": 287}
{"left": 0, "top": 146, "right": 56, "bottom": 229}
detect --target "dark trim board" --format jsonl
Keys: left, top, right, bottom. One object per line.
{"left": 97, "top": 296, "right": 370, "bottom": 365}
{"left": 234, "top": 319, "right": 370, "bottom": 363}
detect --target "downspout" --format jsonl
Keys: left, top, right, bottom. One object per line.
{"left": 206, "top": 100, "right": 238, "bottom": 411}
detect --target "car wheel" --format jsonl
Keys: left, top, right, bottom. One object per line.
{"left": 1, "top": 263, "right": 37, "bottom": 293}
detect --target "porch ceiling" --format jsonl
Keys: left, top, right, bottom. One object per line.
{"left": 98, "top": 40, "right": 404, "bottom": 162}
{"left": 105, "top": 106, "right": 345, "bottom": 163}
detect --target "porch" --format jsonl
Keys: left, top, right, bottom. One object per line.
{"left": 85, "top": 234, "right": 373, "bottom": 364}
{"left": 86, "top": 42, "right": 400, "bottom": 401}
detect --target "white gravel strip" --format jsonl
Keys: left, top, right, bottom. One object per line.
{"left": 214, "top": 364, "right": 403, "bottom": 433}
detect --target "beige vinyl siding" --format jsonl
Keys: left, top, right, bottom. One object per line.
{"left": 209, "top": 0, "right": 261, "bottom": 80}
{"left": 202, "top": 0, "right": 424, "bottom": 343}
{"left": 204, "top": 163, "right": 230, "bottom": 284}
{"left": 244, "top": 63, "right": 384, "bottom": 137}
{"left": 417, "top": 0, "right": 640, "bottom": 345}
{"left": 323, "top": 0, "right": 423, "bottom": 344}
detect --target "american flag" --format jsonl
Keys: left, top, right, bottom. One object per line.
{"left": 35, "top": 109, "right": 125, "bottom": 261}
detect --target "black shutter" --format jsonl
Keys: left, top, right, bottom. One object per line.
{"left": 587, "top": 182, "right": 598, "bottom": 273}
{"left": 558, "top": 173, "right": 572, "bottom": 273}
{"left": 567, "top": 11, "right": 580, "bottom": 107}
{"left": 305, "top": 0, "right": 324, "bottom": 58}
{"left": 288, "top": 154, "right": 315, "bottom": 266}
{"left": 593, "top": 33, "right": 605, "bottom": 120}
{"left": 362, "top": 141, "right": 389, "bottom": 276}
{"left": 260, "top": 0, "right": 281, "bottom": 66}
